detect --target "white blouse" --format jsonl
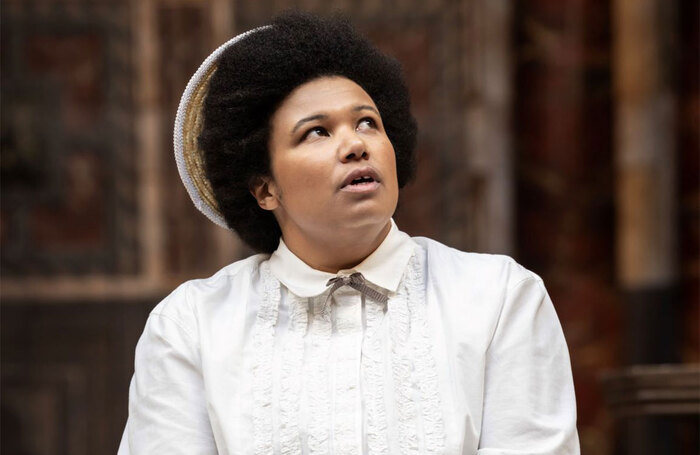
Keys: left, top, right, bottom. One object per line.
{"left": 119, "top": 222, "right": 580, "bottom": 454}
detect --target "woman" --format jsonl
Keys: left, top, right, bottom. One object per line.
{"left": 120, "top": 12, "right": 580, "bottom": 454}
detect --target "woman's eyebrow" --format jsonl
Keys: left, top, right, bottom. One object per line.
{"left": 353, "top": 105, "right": 380, "bottom": 115}
{"left": 292, "top": 114, "right": 327, "bottom": 134}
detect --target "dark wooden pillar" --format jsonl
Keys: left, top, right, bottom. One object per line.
{"left": 514, "top": 1, "right": 618, "bottom": 452}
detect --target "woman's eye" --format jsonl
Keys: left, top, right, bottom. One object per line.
{"left": 357, "top": 117, "right": 376, "bottom": 131}
{"left": 301, "top": 126, "right": 328, "bottom": 141}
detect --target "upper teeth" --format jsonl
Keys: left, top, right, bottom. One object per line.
{"left": 350, "top": 176, "right": 373, "bottom": 185}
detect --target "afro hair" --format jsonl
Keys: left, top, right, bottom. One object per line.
{"left": 198, "top": 11, "right": 417, "bottom": 254}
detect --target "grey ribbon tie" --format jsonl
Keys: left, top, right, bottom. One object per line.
{"left": 326, "top": 272, "right": 388, "bottom": 304}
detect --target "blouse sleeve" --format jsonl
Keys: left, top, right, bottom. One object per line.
{"left": 118, "top": 287, "right": 217, "bottom": 454}
{"left": 477, "top": 276, "right": 580, "bottom": 454}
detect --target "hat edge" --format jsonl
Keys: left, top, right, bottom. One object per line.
{"left": 173, "top": 27, "right": 269, "bottom": 230}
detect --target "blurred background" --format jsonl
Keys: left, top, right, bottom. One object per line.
{"left": 1, "top": 0, "right": 698, "bottom": 454}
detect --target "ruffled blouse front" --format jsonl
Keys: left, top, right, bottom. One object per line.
{"left": 119, "top": 222, "right": 580, "bottom": 454}
{"left": 256, "top": 225, "right": 443, "bottom": 454}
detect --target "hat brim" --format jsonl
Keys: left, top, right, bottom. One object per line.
{"left": 173, "top": 28, "right": 267, "bottom": 229}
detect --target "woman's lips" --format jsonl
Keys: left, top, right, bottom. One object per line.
{"left": 340, "top": 167, "right": 381, "bottom": 189}
{"left": 340, "top": 180, "right": 381, "bottom": 193}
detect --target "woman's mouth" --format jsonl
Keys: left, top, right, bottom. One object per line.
{"left": 341, "top": 175, "right": 380, "bottom": 193}
{"left": 350, "top": 175, "right": 375, "bottom": 185}
{"left": 340, "top": 167, "right": 381, "bottom": 191}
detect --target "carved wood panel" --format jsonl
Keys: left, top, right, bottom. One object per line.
{"left": 1, "top": 1, "right": 137, "bottom": 278}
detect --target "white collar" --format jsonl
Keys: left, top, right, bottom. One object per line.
{"left": 268, "top": 219, "right": 416, "bottom": 298}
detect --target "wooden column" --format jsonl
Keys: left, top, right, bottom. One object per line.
{"left": 613, "top": 0, "right": 682, "bottom": 453}
{"left": 462, "top": 0, "right": 514, "bottom": 255}
{"left": 614, "top": 0, "right": 677, "bottom": 293}
{"left": 613, "top": 0, "right": 679, "bottom": 364}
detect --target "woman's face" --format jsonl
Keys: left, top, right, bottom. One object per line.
{"left": 261, "top": 76, "right": 399, "bottom": 243}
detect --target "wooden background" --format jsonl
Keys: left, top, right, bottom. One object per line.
{"left": 1, "top": 0, "right": 697, "bottom": 453}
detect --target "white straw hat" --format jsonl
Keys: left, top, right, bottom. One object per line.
{"left": 173, "top": 27, "right": 267, "bottom": 228}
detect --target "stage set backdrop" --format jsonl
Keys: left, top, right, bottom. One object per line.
{"left": 1, "top": 0, "right": 698, "bottom": 454}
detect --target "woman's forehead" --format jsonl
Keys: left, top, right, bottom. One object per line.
{"left": 274, "top": 76, "right": 378, "bottom": 122}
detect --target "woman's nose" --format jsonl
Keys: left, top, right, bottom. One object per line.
{"left": 339, "top": 132, "right": 369, "bottom": 162}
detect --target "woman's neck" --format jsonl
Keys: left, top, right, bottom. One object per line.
{"left": 280, "top": 220, "right": 392, "bottom": 273}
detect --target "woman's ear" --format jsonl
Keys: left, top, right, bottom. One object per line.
{"left": 249, "top": 176, "right": 280, "bottom": 211}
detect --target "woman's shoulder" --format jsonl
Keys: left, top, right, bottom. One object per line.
{"left": 411, "top": 236, "right": 541, "bottom": 290}
{"left": 411, "top": 237, "right": 551, "bottom": 336}
{"left": 202, "top": 252, "right": 271, "bottom": 283}
{"left": 150, "top": 253, "right": 270, "bottom": 327}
